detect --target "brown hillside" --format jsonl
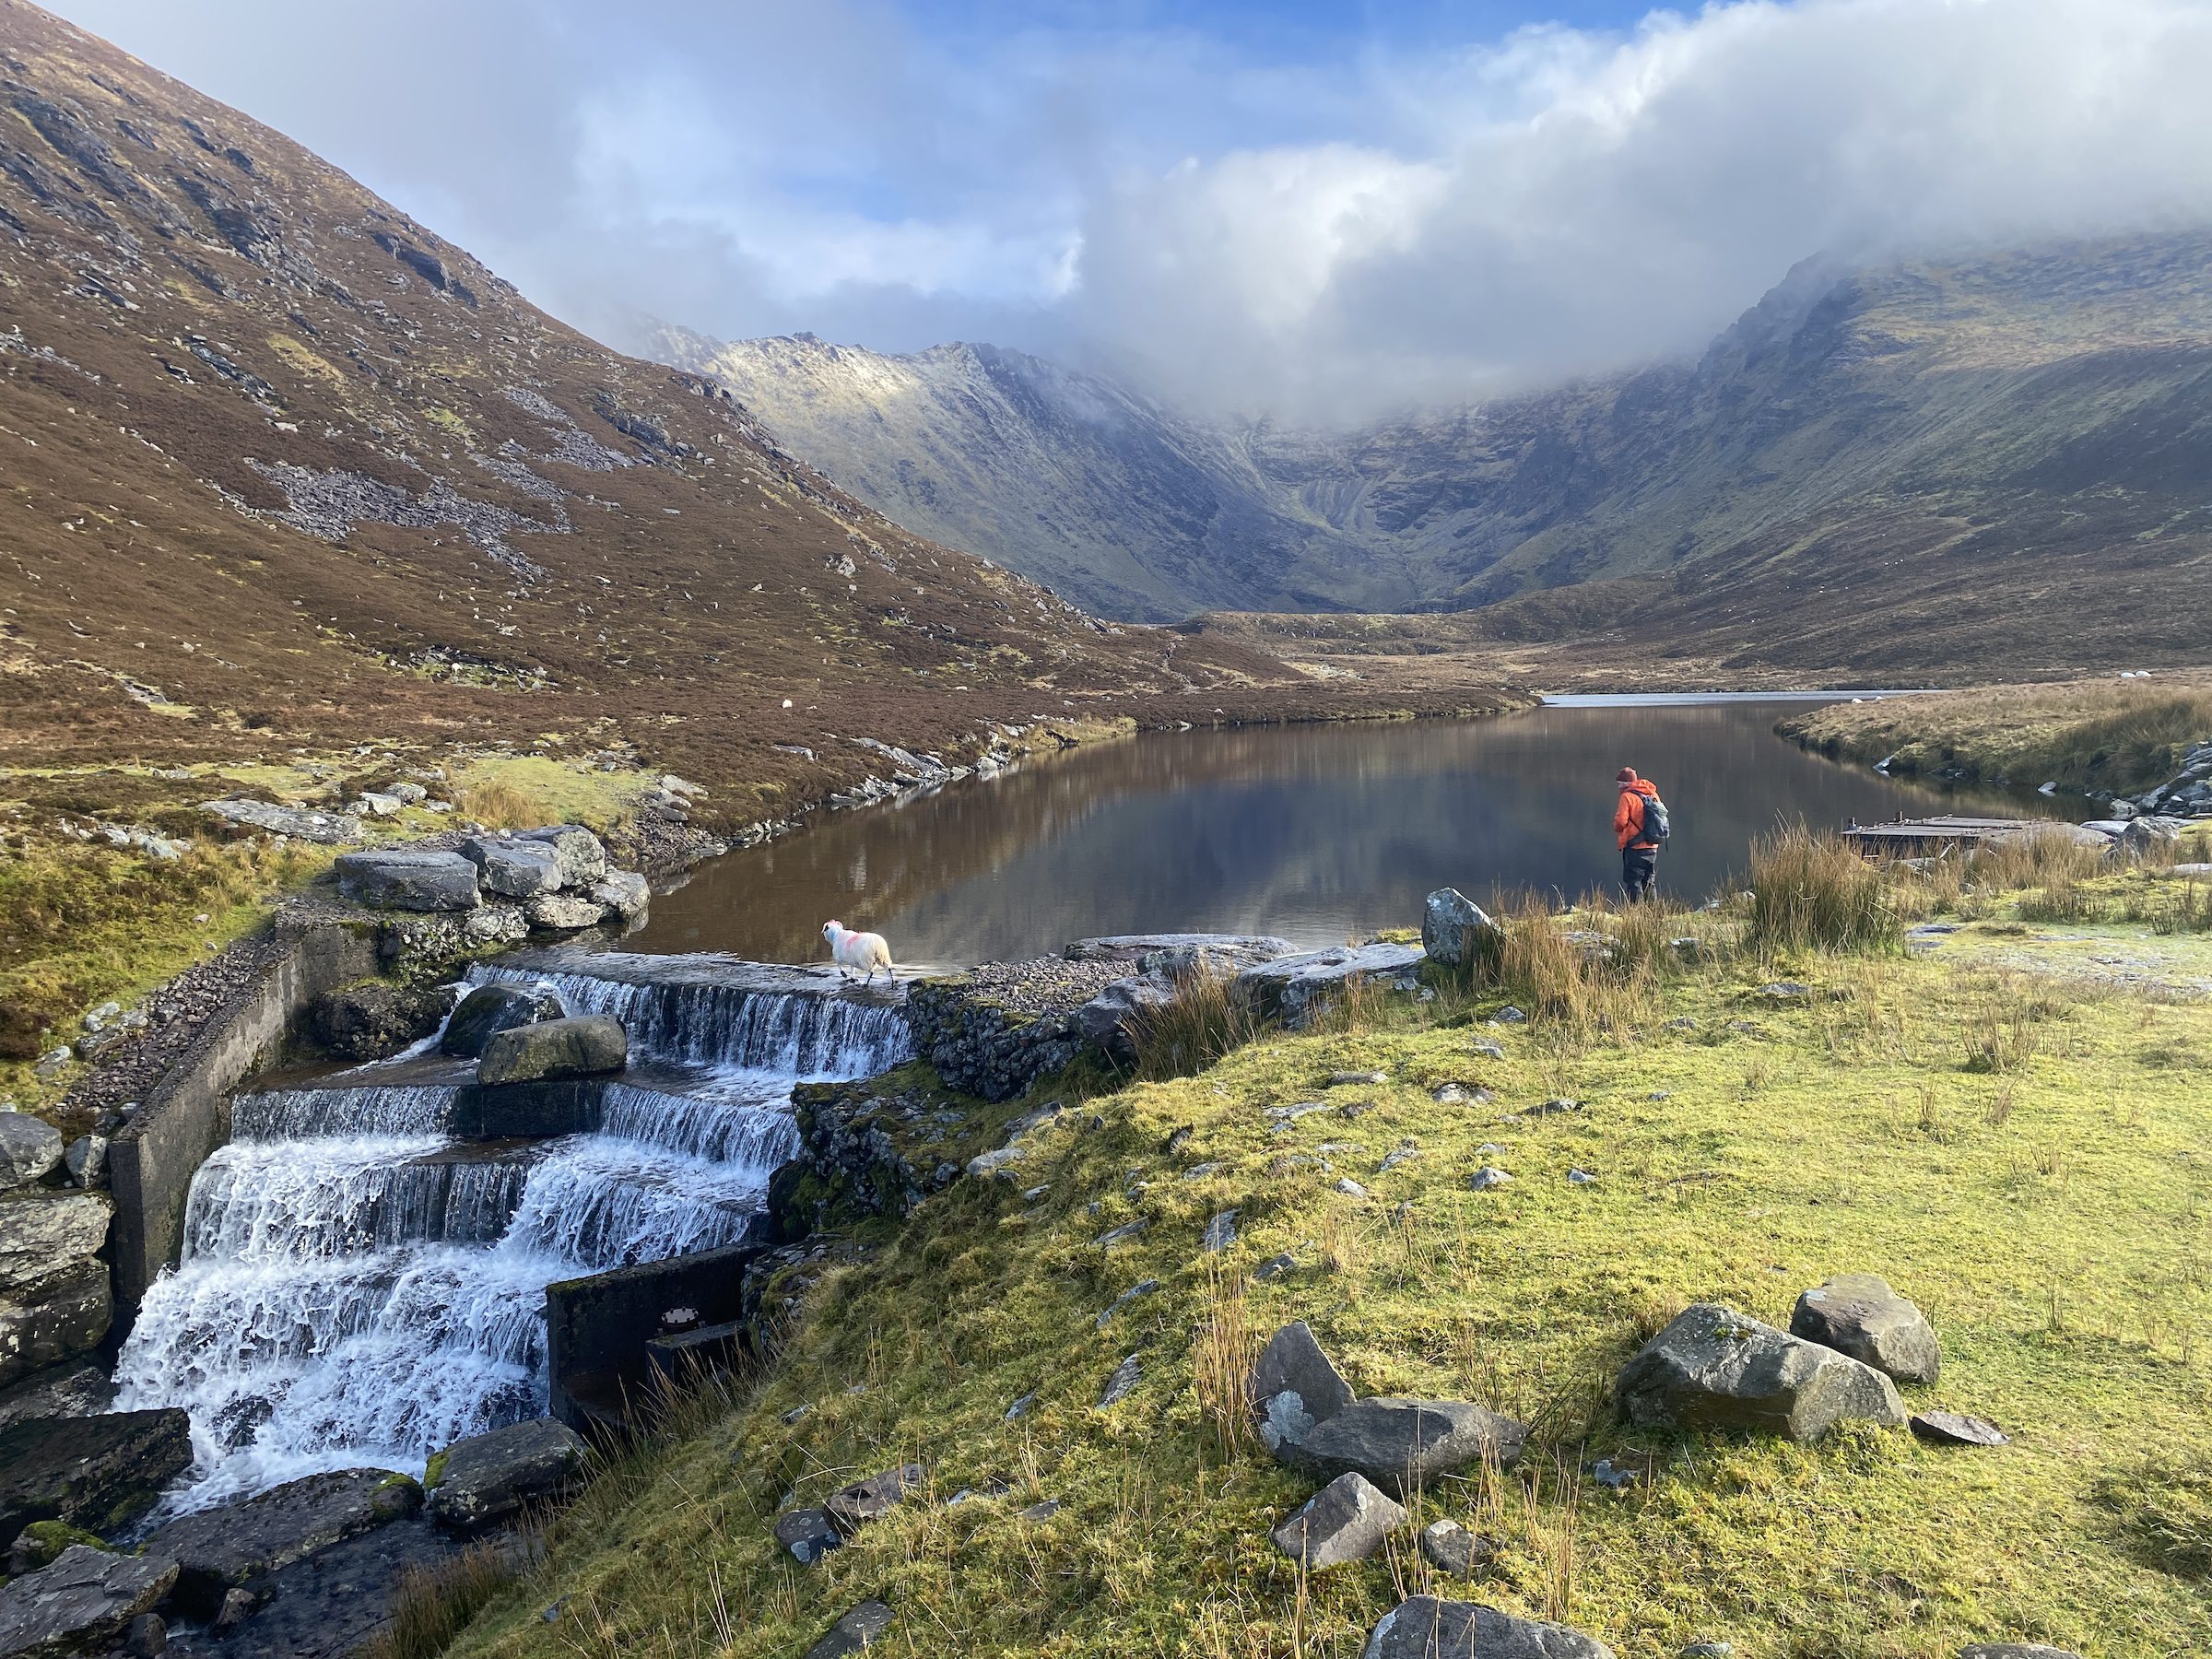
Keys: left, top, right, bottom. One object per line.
{"left": 0, "top": 1, "right": 1473, "bottom": 826}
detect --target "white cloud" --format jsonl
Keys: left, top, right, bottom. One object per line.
{"left": 50, "top": 0, "right": 2212, "bottom": 422}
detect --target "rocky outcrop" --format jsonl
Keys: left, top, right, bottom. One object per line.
{"left": 425, "top": 1419, "right": 587, "bottom": 1533}
{"left": 476, "top": 1015, "right": 627, "bottom": 1086}
{"left": 1790, "top": 1274, "right": 1940, "bottom": 1384}
{"left": 0, "top": 1545, "right": 179, "bottom": 1658}
{"left": 0, "top": 1193, "right": 112, "bottom": 1390}
{"left": 140, "top": 1467, "right": 421, "bottom": 1615}
{"left": 310, "top": 981, "right": 453, "bottom": 1061}
{"left": 1236, "top": 943, "right": 1427, "bottom": 1029}
{"left": 0, "top": 1409, "right": 193, "bottom": 1547}
{"left": 199, "top": 799, "right": 367, "bottom": 845}
{"left": 906, "top": 959, "right": 1128, "bottom": 1100}
{"left": 335, "top": 849, "right": 483, "bottom": 912}
{"left": 1364, "top": 1596, "right": 1615, "bottom": 1659}
{"left": 441, "top": 982, "right": 566, "bottom": 1059}
{"left": 771, "top": 1079, "right": 956, "bottom": 1237}
{"left": 1618, "top": 1303, "right": 1906, "bottom": 1441}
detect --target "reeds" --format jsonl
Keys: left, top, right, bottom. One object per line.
{"left": 1744, "top": 823, "right": 1902, "bottom": 955}
{"left": 1126, "top": 967, "right": 1262, "bottom": 1080}
{"left": 369, "top": 1540, "right": 529, "bottom": 1659}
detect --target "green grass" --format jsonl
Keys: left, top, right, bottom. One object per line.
{"left": 445, "top": 911, "right": 2212, "bottom": 1659}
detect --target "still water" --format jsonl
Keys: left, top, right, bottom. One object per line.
{"left": 631, "top": 697, "right": 2056, "bottom": 966}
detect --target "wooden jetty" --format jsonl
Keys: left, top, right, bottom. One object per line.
{"left": 1840, "top": 815, "right": 2049, "bottom": 857}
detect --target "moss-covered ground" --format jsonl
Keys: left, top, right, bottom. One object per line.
{"left": 445, "top": 869, "right": 2212, "bottom": 1659}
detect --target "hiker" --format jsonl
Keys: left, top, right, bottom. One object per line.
{"left": 1614, "top": 767, "right": 1667, "bottom": 903}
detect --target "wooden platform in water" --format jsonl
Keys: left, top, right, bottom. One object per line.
{"left": 1840, "top": 815, "right": 2045, "bottom": 855}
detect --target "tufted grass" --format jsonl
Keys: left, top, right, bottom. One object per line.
{"left": 444, "top": 898, "right": 2212, "bottom": 1659}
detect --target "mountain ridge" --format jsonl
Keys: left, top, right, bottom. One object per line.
{"left": 652, "top": 231, "right": 2212, "bottom": 673}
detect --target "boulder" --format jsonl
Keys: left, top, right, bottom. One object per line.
{"left": 0, "top": 1546, "right": 179, "bottom": 1658}
{"left": 140, "top": 1467, "right": 420, "bottom": 1616}
{"left": 1098, "top": 1354, "right": 1142, "bottom": 1409}
{"left": 311, "top": 982, "right": 452, "bottom": 1062}
{"left": 806, "top": 1599, "right": 895, "bottom": 1659}
{"left": 460, "top": 838, "right": 564, "bottom": 900}
{"left": 517, "top": 825, "right": 608, "bottom": 888}
{"left": 1237, "top": 942, "right": 1428, "bottom": 1029}
{"left": 62, "top": 1136, "right": 105, "bottom": 1190}
{"left": 1423, "top": 888, "right": 1504, "bottom": 969}
{"left": 824, "top": 1464, "right": 924, "bottom": 1535}
{"left": 0, "top": 1409, "right": 193, "bottom": 1548}
{"left": 772, "top": 1507, "right": 841, "bottom": 1565}
{"left": 1790, "top": 1274, "right": 1940, "bottom": 1383}
{"left": 440, "top": 982, "right": 565, "bottom": 1059}
{"left": 1283, "top": 1398, "right": 1527, "bottom": 1499}
{"left": 1618, "top": 1303, "right": 1906, "bottom": 1442}
{"left": 1418, "top": 1517, "right": 1494, "bottom": 1579}
{"left": 1270, "top": 1471, "right": 1407, "bottom": 1569}
{"left": 525, "top": 892, "right": 608, "bottom": 932}
{"left": 1364, "top": 1596, "right": 1615, "bottom": 1659}
{"left": 0, "top": 1193, "right": 109, "bottom": 1297}
{"left": 476, "top": 1016, "right": 627, "bottom": 1087}
{"left": 335, "top": 850, "right": 482, "bottom": 912}
{"left": 199, "top": 799, "right": 366, "bottom": 845}
{"left": 590, "top": 870, "right": 651, "bottom": 924}
{"left": 1074, "top": 972, "right": 1178, "bottom": 1065}
{"left": 424, "top": 1418, "right": 587, "bottom": 1533}
{"left": 1250, "top": 1322, "right": 1355, "bottom": 1453}
{"left": 1, "top": 1115, "right": 65, "bottom": 1189}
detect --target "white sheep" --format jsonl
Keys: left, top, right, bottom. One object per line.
{"left": 822, "top": 920, "right": 894, "bottom": 983}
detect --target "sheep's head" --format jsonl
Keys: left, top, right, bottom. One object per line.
{"left": 822, "top": 920, "right": 842, "bottom": 942}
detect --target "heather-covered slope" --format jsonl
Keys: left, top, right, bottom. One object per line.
{"left": 0, "top": 0, "right": 1383, "bottom": 821}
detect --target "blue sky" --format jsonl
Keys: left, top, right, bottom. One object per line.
{"left": 55, "top": 0, "right": 2212, "bottom": 422}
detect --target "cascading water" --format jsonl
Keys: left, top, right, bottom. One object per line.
{"left": 114, "top": 954, "right": 910, "bottom": 1511}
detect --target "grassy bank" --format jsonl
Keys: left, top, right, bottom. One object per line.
{"left": 1781, "top": 676, "right": 2212, "bottom": 794}
{"left": 441, "top": 848, "right": 2212, "bottom": 1659}
{"left": 0, "top": 749, "right": 654, "bottom": 1123}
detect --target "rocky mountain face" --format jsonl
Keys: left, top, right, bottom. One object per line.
{"left": 658, "top": 235, "right": 2212, "bottom": 675}
{"left": 0, "top": 0, "right": 1336, "bottom": 812}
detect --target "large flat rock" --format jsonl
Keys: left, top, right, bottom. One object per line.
{"left": 1237, "top": 942, "right": 1427, "bottom": 1028}
{"left": 0, "top": 1409, "right": 193, "bottom": 1547}
{"left": 1064, "top": 933, "right": 1299, "bottom": 975}
{"left": 335, "top": 849, "right": 483, "bottom": 912}
{"left": 141, "top": 1466, "right": 421, "bottom": 1614}
{"left": 0, "top": 1545, "right": 178, "bottom": 1658}
{"left": 476, "top": 1015, "right": 627, "bottom": 1087}
{"left": 1283, "top": 1397, "right": 1527, "bottom": 1499}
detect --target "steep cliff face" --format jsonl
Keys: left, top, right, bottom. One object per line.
{"left": 653, "top": 233, "right": 2212, "bottom": 671}
{"left": 0, "top": 0, "right": 1314, "bottom": 796}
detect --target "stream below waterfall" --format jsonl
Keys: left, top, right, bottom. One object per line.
{"left": 112, "top": 958, "right": 911, "bottom": 1512}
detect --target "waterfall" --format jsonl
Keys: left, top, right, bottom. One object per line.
{"left": 115, "top": 957, "right": 906, "bottom": 1512}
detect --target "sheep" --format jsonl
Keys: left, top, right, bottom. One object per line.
{"left": 822, "top": 920, "right": 894, "bottom": 983}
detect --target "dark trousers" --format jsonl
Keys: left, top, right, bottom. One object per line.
{"left": 1621, "top": 845, "right": 1658, "bottom": 903}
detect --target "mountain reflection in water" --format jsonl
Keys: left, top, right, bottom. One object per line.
{"left": 631, "top": 700, "right": 2058, "bottom": 966}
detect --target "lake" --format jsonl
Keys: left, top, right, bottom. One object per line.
{"left": 628, "top": 696, "right": 2057, "bottom": 967}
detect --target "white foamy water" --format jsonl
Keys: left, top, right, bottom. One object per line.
{"left": 115, "top": 962, "right": 907, "bottom": 1512}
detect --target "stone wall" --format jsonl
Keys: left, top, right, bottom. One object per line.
{"left": 903, "top": 958, "right": 1127, "bottom": 1101}
{"left": 106, "top": 918, "right": 379, "bottom": 1309}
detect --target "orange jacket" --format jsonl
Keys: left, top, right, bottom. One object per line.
{"left": 1616, "top": 780, "right": 1660, "bottom": 850}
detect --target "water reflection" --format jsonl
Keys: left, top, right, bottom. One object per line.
{"left": 632, "top": 700, "right": 2056, "bottom": 966}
